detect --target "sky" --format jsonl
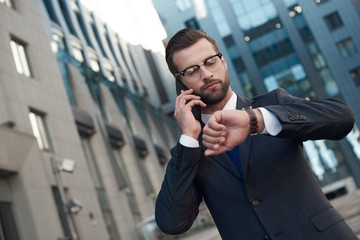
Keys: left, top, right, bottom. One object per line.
{"left": 80, "top": 0, "right": 168, "bottom": 52}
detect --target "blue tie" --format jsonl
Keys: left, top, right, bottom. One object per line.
{"left": 226, "top": 147, "right": 242, "bottom": 174}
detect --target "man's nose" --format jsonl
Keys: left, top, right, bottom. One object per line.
{"left": 199, "top": 65, "right": 213, "bottom": 80}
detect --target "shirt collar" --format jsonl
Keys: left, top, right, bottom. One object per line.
{"left": 202, "top": 91, "right": 236, "bottom": 124}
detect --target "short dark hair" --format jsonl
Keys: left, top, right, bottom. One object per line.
{"left": 165, "top": 28, "right": 220, "bottom": 76}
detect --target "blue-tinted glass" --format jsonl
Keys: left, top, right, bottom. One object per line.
{"left": 249, "top": 9, "right": 268, "bottom": 27}
{"left": 263, "top": 2, "right": 277, "bottom": 18}
{"left": 244, "top": 0, "right": 261, "bottom": 12}
{"left": 271, "top": 60, "right": 288, "bottom": 74}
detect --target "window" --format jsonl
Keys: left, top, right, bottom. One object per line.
{"left": 29, "top": 110, "right": 52, "bottom": 151}
{"left": 0, "top": 202, "right": 19, "bottom": 240}
{"left": 185, "top": 18, "right": 201, "bottom": 30}
{"left": 51, "top": 187, "right": 74, "bottom": 239}
{"left": 112, "top": 148, "right": 141, "bottom": 223}
{"left": 79, "top": 136, "right": 121, "bottom": 240}
{"left": 174, "top": 0, "right": 192, "bottom": 12}
{"left": 10, "top": 38, "right": 31, "bottom": 77}
{"left": 324, "top": 12, "right": 343, "bottom": 31}
{"left": 337, "top": 38, "right": 358, "bottom": 58}
{"left": 0, "top": 0, "right": 13, "bottom": 8}
{"left": 350, "top": 66, "right": 360, "bottom": 86}
{"left": 58, "top": 61, "right": 77, "bottom": 106}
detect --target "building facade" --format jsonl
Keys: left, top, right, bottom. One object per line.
{"left": 0, "top": 0, "right": 179, "bottom": 239}
{"left": 153, "top": 0, "right": 360, "bottom": 196}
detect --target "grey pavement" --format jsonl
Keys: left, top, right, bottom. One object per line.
{"left": 179, "top": 226, "right": 220, "bottom": 240}
{"left": 330, "top": 189, "right": 360, "bottom": 238}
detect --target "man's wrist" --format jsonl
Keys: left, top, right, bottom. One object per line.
{"left": 243, "top": 107, "right": 258, "bottom": 135}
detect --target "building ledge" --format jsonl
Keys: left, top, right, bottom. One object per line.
{"left": 0, "top": 127, "right": 36, "bottom": 175}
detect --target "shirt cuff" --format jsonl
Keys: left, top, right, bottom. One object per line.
{"left": 179, "top": 135, "right": 200, "bottom": 148}
{"left": 258, "top": 107, "right": 282, "bottom": 136}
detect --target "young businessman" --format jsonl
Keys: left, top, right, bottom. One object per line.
{"left": 155, "top": 28, "right": 358, "bottom": 240}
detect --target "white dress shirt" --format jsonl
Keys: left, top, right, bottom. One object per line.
{"left": 179, "top": 92, "right": 282, "bottom": 147}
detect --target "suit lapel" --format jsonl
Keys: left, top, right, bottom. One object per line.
{"left": 198, "top": 95, "right": 255, "bottom": 180}
{"left": 199, "top": 121, "right": 243, "bottom": 179}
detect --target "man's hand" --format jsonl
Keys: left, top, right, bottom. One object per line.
{"left": 174, "top": 89, "right": 206, "bottom": 140}
{"left": 202, "top": 109, "right": 264, "bottom": 156}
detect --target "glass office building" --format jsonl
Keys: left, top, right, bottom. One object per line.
{"left": 153, "top": 0, "right": 360, "bottom": 197}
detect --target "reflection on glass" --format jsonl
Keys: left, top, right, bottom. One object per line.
{"left": 303, "top": 140, "right": 338, "bottom": 180}
{"left": 346, "top": 128, "right": 360, "bottom": 160}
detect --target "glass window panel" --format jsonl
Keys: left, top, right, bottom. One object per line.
{"left": 264, "top": 75, "right": 279, "bottom": 91}
{"left": 10, "top": 41, "right": 24, "bottom": 75}
{"left": 102, "top": 210, "right": 121, "bottom": 240}
{"left": 249, "top": 9, "right": 268, "bottom": 28}
{"left": 0, "top": 202, "right": 19, "bottom": 240}
{"left": 233, "top": 2, "right": 245, "bottom": 16}
{"left": 174, "top": 0, "right": 192, "bottom": 11}
{"left": 72, "top": 46, "right": 84, "bottom": 62}
{"left": 350, "top": 66, "right": 360, "bottom": 86}
{"left": 324, "top": 12, "right": 343, "bottom": 31}
{"left": 291, "top": 64, "right": 306, "bottom": 81}
{"left": 0, "top": 0, "right": 13, "bottom": 8}
{"left": 18, "top": 45, "right": 31, "bottom": 77}
{"left": 80, "top": 137, "right": 104, "bottom": 188}
{"left": 238, "top": 15, "right": 252, "bottom": 30}
{"left": 29, "top": 111, "right": 52, "bottom": 151}
{"left": 244, "top": 0, "right": 261, "bottom": 12}
{"left": 263, "top": 2, "right": 277, "bottom": 18}
{"left": 10, "top": 39, "right": 31, "bottom": 77}
{"left": 319, "top": 69, "right": 339, "bottom": 96}
{"left": 217, "top": 21, "right": 232, "bottom": 37}
{"left": 346, "top": 127, "right": 360, "bottom": 160}
{"left": 337, "top": 38, "right": 358, "bottom": 58}
{"left": 35, "top": 114, "right": 51, "bottom": 150}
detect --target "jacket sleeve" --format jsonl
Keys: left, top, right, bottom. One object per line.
{"left": 263, "top": 88, "right": 355, "bottom": 141}
{"left": 155, "top": 142, "right": 203, "bottom": 235}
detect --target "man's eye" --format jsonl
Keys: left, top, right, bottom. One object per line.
{"left": 185, "top": 67, "right": 199, "bottom": 76}
{"left": 205, "top": 57, "right": 216, "bottom": 65}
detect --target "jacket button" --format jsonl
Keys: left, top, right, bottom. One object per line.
{"left": 252, "top": 200, "right": 259, "bottom": 207}
{"left": 263, "top": 235, "right": 270, "bottom": 240}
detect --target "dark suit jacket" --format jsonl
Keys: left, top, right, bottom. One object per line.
{"left": 155, "top": 88, "right": 358, "bottom": 240}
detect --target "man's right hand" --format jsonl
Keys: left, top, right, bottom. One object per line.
{"left": 174, "top": 89, "right": 206, "bottom": 140}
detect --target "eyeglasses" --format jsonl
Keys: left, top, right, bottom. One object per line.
{"left": 174, "top": 53, "right": 223, "bottom": 82}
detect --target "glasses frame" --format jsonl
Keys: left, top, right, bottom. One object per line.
{"left": 174, "top": 53, "right": 223, "bottom": 79}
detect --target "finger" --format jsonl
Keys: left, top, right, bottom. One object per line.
{"left": 202, "top": 138, "right": 225, "bottom": 152}
{"left": 186, "top": 99, "right": 207, "bottom": 108}
{"left": 176, "top": 94, "right": 201, "bottom": 108}
{"left": 204, "top": 147, "right": 226, "bottom": 156}
{"left": 204, "top": 121, "right": 226, "bottom": 134}
{"left": 202, "top": 126, "right": 226, "bottom": 141}
{"left": 202, "top": 135, "right": 225, "bottom": 146}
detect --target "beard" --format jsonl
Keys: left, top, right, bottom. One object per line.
{"left": 195, "top": 72, "right": 230, "bottom": 105}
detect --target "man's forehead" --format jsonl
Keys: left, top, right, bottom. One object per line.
{"left": 173, "top": 39, "right": 217, "bottom": 69}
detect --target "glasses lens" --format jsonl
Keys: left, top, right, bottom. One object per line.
{"left": 181, "top": 54, "right": 222, "bottom": 82}
{"left": 204, "top": 55, "right": 222, "bottom": 72}
{"left": 183, "top": 66, "right": 200, "bottom": 82}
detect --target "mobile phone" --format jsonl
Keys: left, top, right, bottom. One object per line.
{"left": 175, "top": 78, "right": 201, "bottom": 121}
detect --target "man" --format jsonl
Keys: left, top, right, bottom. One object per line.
{"left": 155, "top": 28, "right": 358, "bottom": 240}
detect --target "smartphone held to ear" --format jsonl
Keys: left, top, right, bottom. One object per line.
{"left": 176, "top": 78, "right": 201, "bottom": 121}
